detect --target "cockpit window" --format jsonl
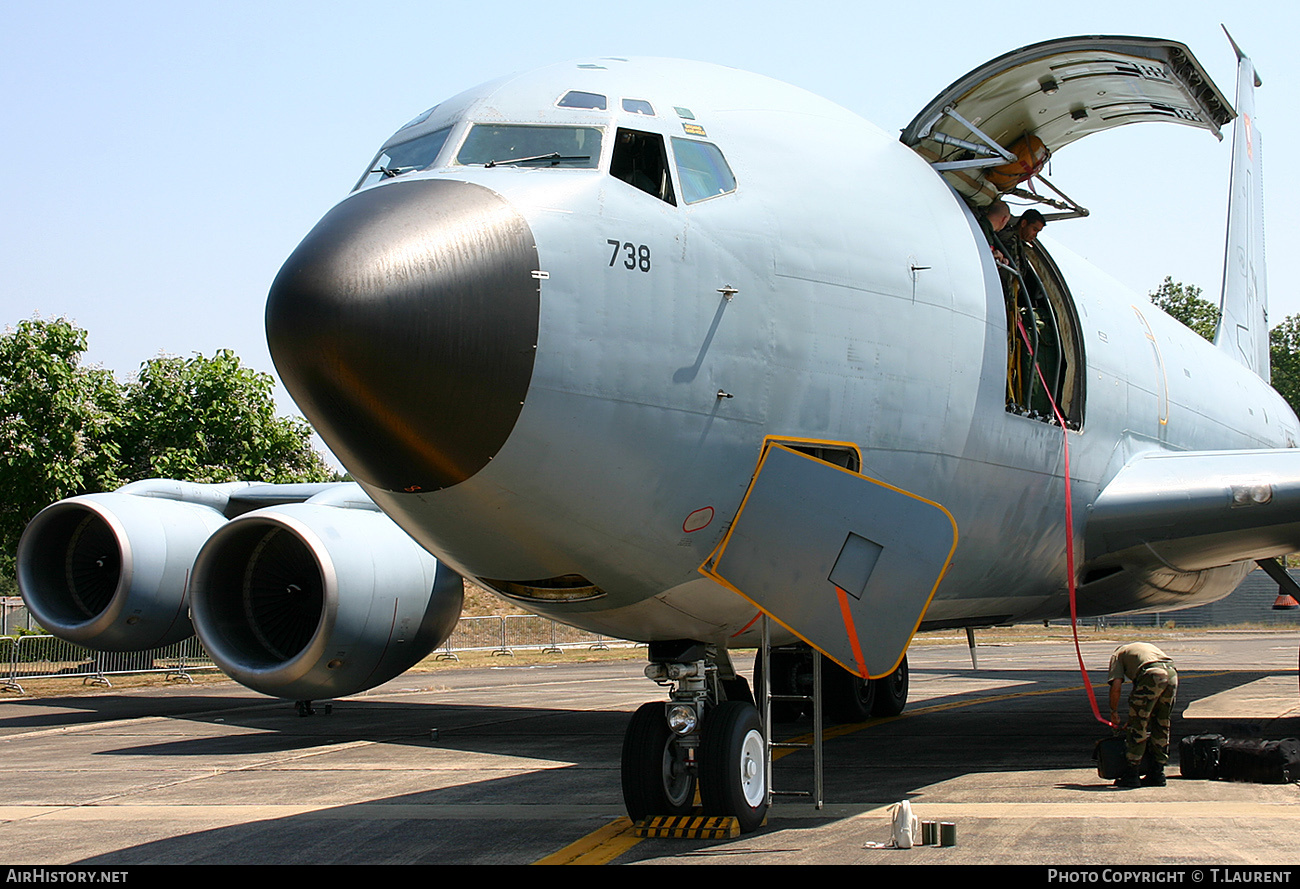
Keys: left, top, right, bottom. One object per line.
{"left": 622, "top": 98, "right": 655, "bottom": 116}
{"left": 610, "top": 129, "right": 675, "bottom": 205}
{"left": 356, "top": 126, "right": 453, "bottom": 190}
{"left": 455, "top": 124, "right": 602, "bottom": 168}
{"left": 397, "top": 106, "right": 437, "bottom": 131}
{"left": 558, "top": 90, "right": 606, "bottom": 110}
{"left": 671, "top": 138, "right": 736, "bottom": 203}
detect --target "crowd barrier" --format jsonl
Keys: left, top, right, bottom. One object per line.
{"left": 1, "top": 634, "right": 215, "bottom": 694}
{"left": 1, "top": 614, "right": 634, "bottom": 693}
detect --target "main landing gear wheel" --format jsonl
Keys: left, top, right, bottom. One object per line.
{"left": 871, "top": 654, "right": 909, "bottom": 717}
{"left": 621, "top": 702, "right": 696, "bottom": 820}
{"left": 700, "top": 701, "right": 768, "bottom": 832}
{"left": 822, "top": 659, "right": 876, "bottom": 724}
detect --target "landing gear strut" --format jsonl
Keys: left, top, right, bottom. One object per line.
{"left": 620, "top": 641, "right": 768, "bottom": 831}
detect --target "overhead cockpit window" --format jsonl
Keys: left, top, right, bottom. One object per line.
{"left": 610, "top": 128, "right": 675, "bottom": 205}
{"left": 356, "top": 126, "right": 454, "bottom": 190}
{"left": 455, "top": 124, "right": 602, "bottom": 168}
{"left": 622, "top": 98, "right": 655, "bottom": 116}
{"left": 670, "top": 138, "right": 736, "bottom": 203}
{"left": 397, "top": 106, "right": 437, "bottom": 131}
{"left": 558, "top": 90, "right": 607, "bottom": 110}
{"left": 674, "top": 107, "right": 696, "bottom": 120}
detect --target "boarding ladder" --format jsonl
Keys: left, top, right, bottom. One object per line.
{"left": 757, "top": 615, "right": 824, "bottom": 810}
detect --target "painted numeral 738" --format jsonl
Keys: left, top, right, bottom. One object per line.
{"left": 608, "top": 239, "right": 651, "bottom": 272}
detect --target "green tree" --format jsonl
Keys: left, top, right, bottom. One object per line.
{"left": 0, "top": 318, "right": 123, "bottom": 588}
{"left": 1269, "top": 315, "right": 1300, "bottom": 418}
{"left": 1149, "top": 277, "right": 1220, "bottom": 341}
{"left": 118, "top": 350, "right": 331, "bottom": 484}
{"left": 1, "top": 319, "right": 334, "bottom": 591}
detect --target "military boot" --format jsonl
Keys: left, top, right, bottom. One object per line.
{"left": 1114, "top": 763, "right": 1141, "bottom": 788}
{"left": 1141, "top": 765, "right": 1167, "bottom": 787}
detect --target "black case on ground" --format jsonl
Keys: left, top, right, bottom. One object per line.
{"left": 1216, "top": 738, "right": 1300, "bottom": 784}
{"left": 1178, "top": 733, "right": 1225, "bottom": 779}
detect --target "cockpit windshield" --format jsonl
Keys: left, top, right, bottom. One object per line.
{"left": 356, "top": 126, "right": 454, "bottom": 190}
{"left": 455, "top": 124, "right": 602, "bottom": 168}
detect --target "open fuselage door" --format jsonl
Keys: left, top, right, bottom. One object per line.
{"left": 901, "top": 36, "right": 1234, "bottom": 213}
{"left": 702, "top": 443, "right": 957, "bottom": 679}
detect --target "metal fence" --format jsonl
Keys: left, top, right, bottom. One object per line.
{"left": 435, "top": 614, "right": 624, "bottom": 660}
{"left": 1, "top": 634, "right": 216, "bottom": 693}
{"left": 2, "top": 614, "right": 635, "bottom": 692}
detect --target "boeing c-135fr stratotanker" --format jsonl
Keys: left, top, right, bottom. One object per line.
{"left": 18, "top": 34, "right": 1297, "bottom": 831}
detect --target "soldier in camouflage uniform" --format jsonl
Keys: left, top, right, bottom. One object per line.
{"left": 1107, "top": 642, "right": 1178, "bottom": 788}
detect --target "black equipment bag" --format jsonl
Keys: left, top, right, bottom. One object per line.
{"left": 1094, "top": 736, "right": 1127, "bottom": 779}
{"left": 1178, "top": 733, "right": 1225, "bottom": 779}
{"left": 1217, "top": 738, "right": 1300, "bottom": 784}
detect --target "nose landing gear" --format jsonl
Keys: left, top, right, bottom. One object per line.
{"left": 700, "top": 700, "right": 767, "bottom": 832}
{"left": 621, "top": 702, "right": 697, "bottom": 819}
{"left": 620, "top": 641, "right": 768, "bottom": 832}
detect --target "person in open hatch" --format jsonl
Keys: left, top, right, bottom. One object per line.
{"left": 979, "top": 199, "right": 1012, "bottom": 265}
{"left": 1001, "top": 208, "right": 1046, "bottom": 274}
{"left": 1108, "top": 643, "right": 1180, "bottom": 788}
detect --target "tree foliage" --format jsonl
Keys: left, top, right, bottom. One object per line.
{"left": 0, "top": 319, "right": 123, "bottom": 587}
{"left": 119, "top": 350, "right": 330, "bottom": 484}
{"left": 1270, "top": 315, "right": 1300, "bottom": 419}
{"left": 1148, "top": 278, "right": 1300, "bottom": 418}
{"left": 1149, "top": 277, "right": 1219, "bottom": 341}
{"left": 0, "top": 318, "right": 333, "bottom": 588}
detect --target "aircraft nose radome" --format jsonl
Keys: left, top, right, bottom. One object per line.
{"left": 266, "top": 178, "right": 539, "bottom": 493}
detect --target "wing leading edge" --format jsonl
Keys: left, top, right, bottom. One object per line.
{"left": 1086, "top": 449, "right": 1300, "bottom": 574}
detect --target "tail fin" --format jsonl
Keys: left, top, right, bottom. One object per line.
{"left": 1215, "top": 28, "right": 1269, "bottom": 380}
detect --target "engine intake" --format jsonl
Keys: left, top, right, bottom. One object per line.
{"left": 189, "top": 486, "right": 462, "bottom": 700}
{"left": 17, "top": 483, "right": 234, "bottom": 650}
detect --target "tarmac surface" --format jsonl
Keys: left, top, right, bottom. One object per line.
{"left": 1, "top": 630, "right": 1298, "bottom": 866}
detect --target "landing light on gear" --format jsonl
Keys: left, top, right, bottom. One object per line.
{"left": 667, "top": 703, "right": 699, "bottom": 734}
{"left": 621, "top": 642, "right": 768, "bottom": 832}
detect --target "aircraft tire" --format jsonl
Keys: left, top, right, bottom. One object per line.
{"left": 871, "top": 654, "right": 909, "bottom": 717}
{"left": 700, "top": 701, "right": 767, "bottom": 832}
{"left": 620, "top": 702, "right": 696, "bottom": 820}
{"left": 822, "top": 660, "right": 876, "bottom": 723}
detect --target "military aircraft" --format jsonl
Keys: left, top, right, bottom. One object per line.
{"left": 17, "top": 34, "right": 1294, "bottom": 832}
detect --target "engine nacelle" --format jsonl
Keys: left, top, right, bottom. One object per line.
{"left": 189, "top": 485, "right": 463, "bottom": 701}
{"left": 16, "top": 481, "right": 240, "bottom": 650}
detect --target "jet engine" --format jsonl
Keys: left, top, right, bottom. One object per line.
{"left": 188, "top": 484, "right": 463, "bottom": 701}
{"left": 16, "top": 480, "right": 242, "bottom": 650}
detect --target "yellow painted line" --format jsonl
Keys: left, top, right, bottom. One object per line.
{"left": 533, "top": 816, "right": 641, "bottom": 865}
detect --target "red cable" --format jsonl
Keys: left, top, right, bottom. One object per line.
{"left": 1013, "top": 310, "right": 1115, "bottom": 728}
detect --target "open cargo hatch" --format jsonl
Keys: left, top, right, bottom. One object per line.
{"left": 901, "top": 36, "right": 1234, "bottom": 211}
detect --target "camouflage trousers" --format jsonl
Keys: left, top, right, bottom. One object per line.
{"left": 1125, "top": 662, "right": 1178, "bottom": 766}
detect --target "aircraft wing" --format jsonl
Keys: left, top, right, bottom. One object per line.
{"left": 1086, "top": 449, "right": 1300, "bottom": 573}
{"left": 901, "top": 36, "right": 1234, "bottom": 202}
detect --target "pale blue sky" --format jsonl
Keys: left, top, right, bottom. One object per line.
{"left": 4, "top": 1, "right": 1297, "bottom": 443}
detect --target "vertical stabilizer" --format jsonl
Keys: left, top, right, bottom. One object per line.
{"left": 1215, "top": 30, "right": 1269, "bottom": 380}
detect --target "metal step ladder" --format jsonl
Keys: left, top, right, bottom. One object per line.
{"left": 757, "top": 615, "right": 823, "bottom": 810}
